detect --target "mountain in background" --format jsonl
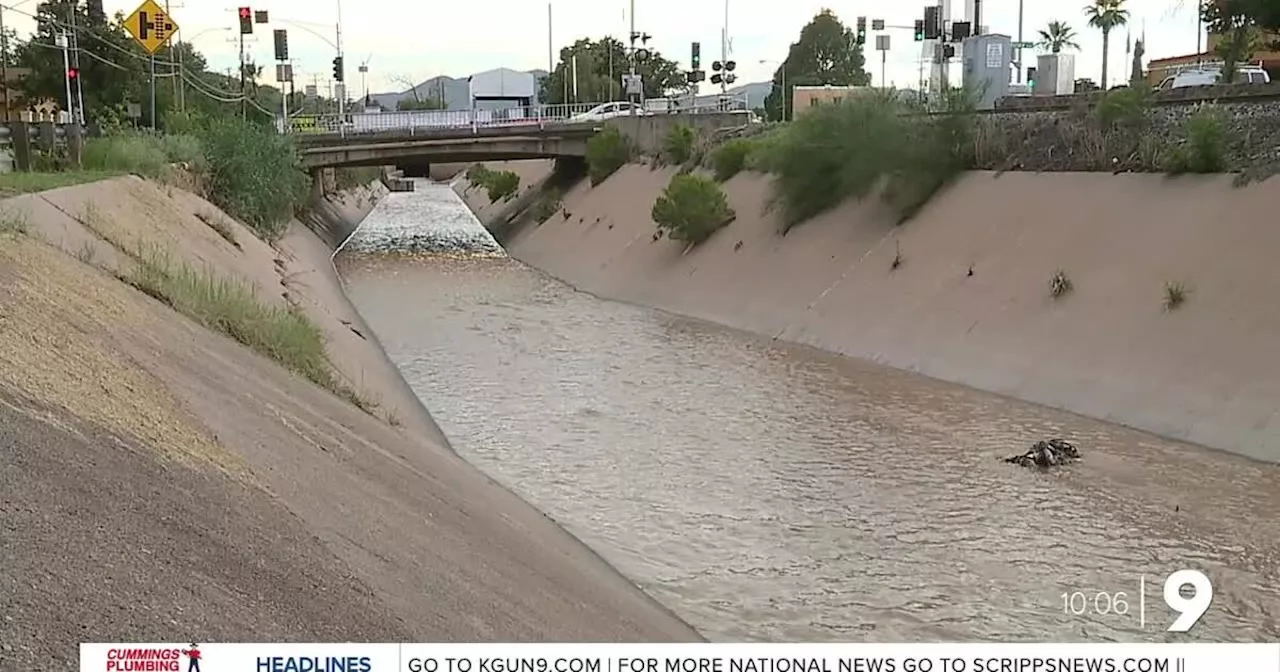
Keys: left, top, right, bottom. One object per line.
{"left": 366, "top": 69, "right": 771, "bottom": 111}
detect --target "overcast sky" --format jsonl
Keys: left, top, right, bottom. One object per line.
{"left": 11, "top": 0, "right": 1204, "bottom": 96}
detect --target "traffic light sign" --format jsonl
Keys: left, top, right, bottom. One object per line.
{"left": 332, "top": 56, "right": 344, "bottom": 82}
{"left": 923, "top": 6, "right": 941, "bottom": 39}
{"left": 856, "top": 16, "right": 867, "bottom": 45}
{"left": 914, "top": 20, "right": 925, "bottom": 41}
{"left": 691, "top": 42, "right": 700, "bottom": 69}
{"left": 273, "top": 29, "right": 288, "bottom": 61}
{"left": 238, "top": 7, "right": 252, "bottom": 34}
{"left": 1027, "top": 67, "right": 1037, "bottom": 86}
{"left": 67, "top": 67, "right": 78, "bottom": 80}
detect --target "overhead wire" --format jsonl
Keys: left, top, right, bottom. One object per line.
{"left": 5, "top": 8, "right": 283, "bottom": 117}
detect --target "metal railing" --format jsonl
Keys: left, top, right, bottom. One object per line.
{"left": 0, "top": 118, "right": 85, "bottom": 173}
{"left": 280, "top": 93, "right": 753, "bottom": 137}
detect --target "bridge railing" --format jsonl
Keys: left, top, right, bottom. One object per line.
{"left": 280, "top": 93, "right": 752, "bottom": 137}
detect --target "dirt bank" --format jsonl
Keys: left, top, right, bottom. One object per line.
{"left": 470, "top": 162, "right": 1280, "bottom": 462}
{"left": 0, "top": 176, "right": 698, "bottom": 666}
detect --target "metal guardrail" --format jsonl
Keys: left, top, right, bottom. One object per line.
{"left": 0, "top": 121, "right": 84, "bottom": 173}
{"left": 280, "top": 94, "right": 753, "bottom": 137}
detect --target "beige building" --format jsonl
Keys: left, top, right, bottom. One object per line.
{"left": 791, "top": 85, "right": 874, "bottom": 119}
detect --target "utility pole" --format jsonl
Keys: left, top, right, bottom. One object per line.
{"left": 1015, "top": 0, "right": 1024, "bottom": 82}
{"left": 628, "top": 0, "right": 636, "bottom": 114}
{"left": 68, "top": 5, "right": 84, "bottom": 124}
{"left": 57, "top": 31, "right": 71, "bottom": 122}
{"left": 720, "top": 0, "right": 728, "bottom": 94}
{"left": 239, "top": 20, "right": 246, "bottom": 118}
{"left": 546, "top": 3, "right": 552, "bottom": 77}
{"left": 1, "top": 4, "right": 10, "bottom": 121}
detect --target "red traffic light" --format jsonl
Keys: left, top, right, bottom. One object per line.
{"left": 67, "top": 68, "right": 78, "bottom": 79}
{"left": 238, "top": 6, "right": 251, "bottom": 18}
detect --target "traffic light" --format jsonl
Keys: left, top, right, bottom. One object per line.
{"left": 238, "top": 7, "right": 252, "bottom": 34}
{"left": 273, "top": 29, "right": 288, "bottom": 61}
{"left": 332, "top": 56, "right": 344, "bottom": 82}
{"left": 913, "top": 19, "right": 925, "bottom": 41}
{"left": 923, "top": 6, "right": 940, "bottom": 39}
{"left": 67, "top": 67, "right": 78, "bottom": 80}
{"left": 856, "top": 16, "right": 867, "bottom": 45}
{"left": 1027, "top": 67, "right": 1037, "bottom": 86}
{"left": 691, "top": 42, "right": 700, "bottom": 70}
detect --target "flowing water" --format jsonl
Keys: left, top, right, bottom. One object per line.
{"left": 336, "top": 180, "right": 1280, "bottom": 642}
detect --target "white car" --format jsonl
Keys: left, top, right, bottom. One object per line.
{"left": 570, "top": 101, "right": 647, "bottom": 121}
{"left": 1158, "top": 65, "right": 1270, "bottom": 89}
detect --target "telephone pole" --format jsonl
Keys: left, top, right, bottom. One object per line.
{"left": 239, "top": 22, "right": 246, "bottom": 118}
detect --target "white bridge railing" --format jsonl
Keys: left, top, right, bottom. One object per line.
{"left": 280, "top": 94, "right": 752, "bottom": 137}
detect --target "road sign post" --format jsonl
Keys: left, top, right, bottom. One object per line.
{"left": 123, "top": 0, "right": 179, "bottom": 128}
{"left": 875, "top": 34, "right": 891, "bottom": 88}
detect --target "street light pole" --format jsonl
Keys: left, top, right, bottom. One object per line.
{"left": 628, "top": 0, "right": 636, "bottom": 114}
{"left": 335, "top": 0, "right": 345, "bottom": 117}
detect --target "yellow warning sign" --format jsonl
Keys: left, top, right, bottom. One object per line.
{"left": 123, "top": 0, "right": 179, "bottom": 54}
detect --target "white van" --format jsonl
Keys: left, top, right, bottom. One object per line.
{"left": 1158, "top": 65, "right": 1270, "bottom": 89}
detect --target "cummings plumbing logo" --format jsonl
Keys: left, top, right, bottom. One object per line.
{"left": 104, "top": 644, "right": 202, "bottom": 672}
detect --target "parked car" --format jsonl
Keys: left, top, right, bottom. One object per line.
{"left": 1157, "top": 65, "right": 1270, "bottom": 90}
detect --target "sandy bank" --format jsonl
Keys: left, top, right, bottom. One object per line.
{"left": 470, "top": 162, "right": 1280, "bottom": 462}
{"left": 0, "top": 175, "right": 698, "bottom": 666}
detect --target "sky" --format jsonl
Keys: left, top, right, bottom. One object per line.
{"left": 8, "top": 0, "right": 1206, "bottom": 97}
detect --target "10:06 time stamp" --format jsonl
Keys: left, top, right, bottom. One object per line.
{"left": 1060, "top": 570, "right": 1214, "bottom": 633}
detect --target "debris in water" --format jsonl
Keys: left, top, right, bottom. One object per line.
{"left": 1004, "top": 438, "right": 1080, "bottom": 468}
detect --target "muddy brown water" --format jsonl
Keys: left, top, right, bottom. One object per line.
{"left": 336, "top": 183, "right": 1280, "bottom": 642}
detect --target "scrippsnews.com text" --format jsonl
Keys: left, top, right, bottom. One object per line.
{"left": 404, "top": 659, "right": 1182, "bottom": 672}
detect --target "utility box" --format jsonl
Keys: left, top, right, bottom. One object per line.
{"left": 961, "top": 33, "right": 1012, "bottom": 110}
{"left": 1033, "top": 53, "right": 1076, "bottom": 95}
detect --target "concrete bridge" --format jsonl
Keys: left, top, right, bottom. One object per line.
{"left": 292, "top": 108, "right": 757, "bottom": 172}
{"left": 297, "top": 125, "right": 597, "bottom": 169}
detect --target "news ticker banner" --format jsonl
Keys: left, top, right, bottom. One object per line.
{"left": 81, "top": 643, "right": 1280, "bottom": 672}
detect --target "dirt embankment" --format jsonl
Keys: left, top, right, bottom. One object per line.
{"left": 460, "top": 161, "right": 1280, "bottom": 462}
{"left": 0, "top": 176, "right": 699, "bottom": 667}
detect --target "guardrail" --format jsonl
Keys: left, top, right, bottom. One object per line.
{"left": 994, "top": 81, "right": 1280, "bottom": 112}
{"left": 0, "top": 120, "right": 86, "bottom": 173}
{"left": 280, "top": 94, "right": 753, "bottom": 137}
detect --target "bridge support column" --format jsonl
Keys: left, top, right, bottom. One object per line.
{"left": 397, "top": 160, "right": 432, "bottom": 179}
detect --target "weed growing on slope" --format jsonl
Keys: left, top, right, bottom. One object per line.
{"left": 126, "top": 247, "right": 370, "bottom": 410}
{"left": 465, "top": 164, "right": 521, "bottom": 201}
{"left": 1163, "top": 281, "right": 1189, "bottom": 310}
{"left": 585, "top": 126, "right": 632, "bottom": 185}
{"left": 1165, "top": 105, "right": 1230, "bottom": 174}
{"left": 662, "top": 124, "right": 697, "bottom": 165}
{"left": 710, "top": 138, "right": 756, "bottom": 182}
{"left": 651, "top": 173, "right": 735, "bottom": 245}
{"left": 1094, "top": 87, "right": 1152, "bottom": 129}
{"left": 0, "top": 209, "right": 27, "bottom": 234}
{"left": 1050, "top": 269, "right": 1074, "bottom": 299}
{"left": 760, "top": 88, "right": 975, "bottom": 231}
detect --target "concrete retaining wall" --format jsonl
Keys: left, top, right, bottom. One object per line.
{"left": 502, "top": 164, "right": 1280, "bottom": 462}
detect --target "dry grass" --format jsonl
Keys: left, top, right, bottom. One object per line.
{"left": 1164, "top": 281, "right": 1190, "bottom": 310}
{"left": 0, "top": 239, "right": 244, "bottom": 475}
{"left": 0, "top": 170, "right": 123, "bottom": 198}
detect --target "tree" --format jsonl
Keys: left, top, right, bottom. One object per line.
{"left": 539, "top": 37, "right": 684, "bottom": 104}
{"left": 397, "top": 97, "right": 445, "bottom": 111}
{"left": 1202, "top": 0, "right": 1266, "bottom": 82}
{"left": 1084, "top": 0, "right": 1129, "bottom": 89}
{"left": 762, "top": 10, "right": 870, "bottom": 122}
{"left": 16, "top": 1, "right": 147, "bottom": 116}
{"left": 1037, "top": 20, "right": 1081, "bottom": 53}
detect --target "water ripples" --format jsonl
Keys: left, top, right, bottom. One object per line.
{"left": 336, "top": 183, "right": 1280, "bottom": 643}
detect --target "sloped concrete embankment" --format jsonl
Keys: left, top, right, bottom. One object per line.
{"left": 0, "top": 175, "right": 699, "bottom": 668}
{"left": 476, "top": 163, "right": 1280, "bottom": 462}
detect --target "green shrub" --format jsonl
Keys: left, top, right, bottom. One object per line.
{"left": 662, "top": 124, "right": 697, "bottom": 165}
{"left": 710, "top": 138, "right": 755, "bottom": 181}
{"left": 762, "top": 91, "right": 972, "bottom": 230}
{"left": 1164, "top": 105, "right": 1230, "bottom": 174}
{"left": 127, "top": 248, "right": 362, "bottom": 406}
{"left": 483, "top": 170, "right": 520, "bottom": 201}
{"left": 530, "top": 188, "right": 562, "bottom": 223}
{"left": 83, "top": 132, "right": 203, "bottom": 178}
{"left": 1095, "top": 87, "right": 1152, "bottom": 129}
{"left": 585, "top": 126, "right": 632, "bottom": 185}
{"left": 465, "top": 164, "right": 520, "bottom": 201}
{"left": 189, "top": 116, "right": 311, "bottom": 241}
{"left": 651, "top": 173, "right": 735, "bottom": 245}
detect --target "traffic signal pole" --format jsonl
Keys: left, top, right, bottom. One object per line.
{"left": 239, "top": 24, "right": 246, "bottom": 118}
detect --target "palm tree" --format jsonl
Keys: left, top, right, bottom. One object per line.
{"left": 1038, "top": 20, "right": 1081, "bottom": 53}
{"left": 1084, "top": 0, "right": 1129, "bottom": 89}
